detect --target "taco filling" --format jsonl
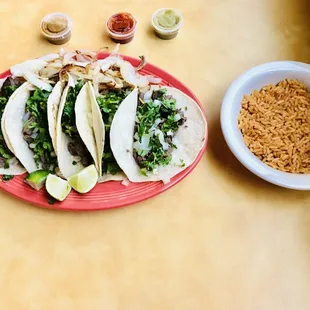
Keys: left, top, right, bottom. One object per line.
{"left": 0, "top": 78, "right": 24, "bottom": 169}
{"left": 96, "top": 88, "right": 132, "bottom": 175}
{"left": 22, "top": 88, "right": 57, "bottom": 171}
{"left": 61, "top": 82, "right": 92, "bottom": 167}
{"left": 133, "top": 88, "right": 187, "bottom": 176}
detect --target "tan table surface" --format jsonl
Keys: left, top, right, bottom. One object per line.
{"left": 1, "top": 0, "right": 310, "bottom": 309}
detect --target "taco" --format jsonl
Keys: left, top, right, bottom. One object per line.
{"left": 56, "top": 81, "right": 98, "bottom": 179}
{"left": 0, "top": 77, "right": 26, "bottom": 175}
{"left": 87, "top": 83, "right": 133, "bottom": 182}
{"left": 110, "top": 86, "right": 207, "bottom": 183}
{"left": 3, "top": 81, "right": 62, "bottom": 173}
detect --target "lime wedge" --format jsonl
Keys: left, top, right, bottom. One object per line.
{"left": 46, "top": 174, "right": 71, "bottom": 201}
{"left": 68, "top": 164, "right": 98, "bottom": 194}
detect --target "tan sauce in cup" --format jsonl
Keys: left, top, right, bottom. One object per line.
{"left": 41, "top": 14, "right": 71, "bottom": 45}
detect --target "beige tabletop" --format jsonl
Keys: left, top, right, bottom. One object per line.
{"left": 1, "top": 0, "right": 310, "bottom": 309}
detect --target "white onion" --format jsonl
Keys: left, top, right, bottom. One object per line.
{"left": 76, "top": 54, "right": 88, "bottom": 63}
{"left": 92, "top": 76, "right": 99, "bottom": 97}
{"left": 113, "top": 77, "right": 123, "bottom": 88}
{"left": 145, "top": 75, "right": 161, "bottom": 84}
{"left": 120, "top": 61, "right": 137, "bottom": 86}
{"left": 31, "top": 132, "right": 38, "bottom": 139}
{"left": 93, "top": 63, "right": 101, "bottom": 75}
{"left": 135, "top": 55, "right": 148, "bottom": 71}
{"left": 39, "top": 66, "right": 61, "bottom": 78}
{"left": 143, "top": 90, "right": 152, "bottom": 101}
{"left": 134, "top": 132, "right": 139, "bottom": 140}
{"left": 121, "top": 179, "right": 130, "bottom": 186}
{"left": 161, "top": 177, "right": 171, "bottom": 184}
{"left": 68, "top": 61, "right": 90, "bottom": 67}
{"left": 29, "top": 143, "right": 36, "bottom": 149}
{"left": 167, "top": 130, "right": 173, "bottom": 136}
{"left": 135, "top": 75, "right": 149, "bottom": 88}
{"left": 155, "top": 129, "right": 169, "bottom": 150}
{"left": 155, "top": 118, "right": 162, "bottom": 126}
{"left": 111, "top": 43, "right": 120, "bottom": 55}
{"left": 99, "top": 57, "right": 118, "bottom": 72}
{"left": 24, "top": 71, "right": 52, "bottom": 91}
{"left": 133, "top": 134, "right": 151, "bottom": 152}
{"left": 33, "top": 127, "right": 39, "bottom": 134}
{"left": 11, "top": 59, "right": 47, "bottom": 77}
{"left": 174, "top": 113, "right": 181, "bottom": 122}
{"left": 22, "top": 112, "right": 30, "bottom": 122}
{"left": 153, "top": 100, "right": 161, "bottom": 107}
{"left": 67, "top": 73, "right": 76, "bottom": 87}
{"left": 63, "top": 52, "right": 76, "bottom": 64}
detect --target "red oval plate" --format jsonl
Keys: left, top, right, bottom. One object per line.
{"left": 0, "top": 53, "right": 208, "bottom": 211}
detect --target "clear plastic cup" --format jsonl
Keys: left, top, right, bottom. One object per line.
{"left": 106, "top": 12, "right": 137, "bottom": 44}
{"left": 151, "top": 8, "right": 183, "bottom": 40}
{"left": 40, "top": 13, "right": 72, "bottom": 45}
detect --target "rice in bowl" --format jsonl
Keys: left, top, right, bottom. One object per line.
{"left": 238, "top": 79, "right": 310, "bottom": 174}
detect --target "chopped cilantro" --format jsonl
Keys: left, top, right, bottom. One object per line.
{"left": 140, "top": 168, "right": 148, "bottom": 176}
{"left": 97, "top": 88, "right": 132, "bottom": 175}
{"left": 23, "top": 89, "right": 56, "bottom": 171}
{"left": 179, "top": 159, "right": 185, "bottom": 167}
{"left": 61, "top": 82, "right": 84, "bottom": 137}
{"left": 1, "top": 174, "right": 14, "bottom": 181}
{"left": 134, "top": 88, "right": 186, "bottom": 173}
{"left": 0, "top": 84, "right": 19, "bottom": 169}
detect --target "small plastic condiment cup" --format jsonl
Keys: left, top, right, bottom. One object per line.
{"left": 106, "top": 12, "right": 137, "bottom": 44}
{"left": 151, "top": 8, "right": 183, "bottom": 40}
{"left": 40, "top": 13, "right": 72, "bottom": 45}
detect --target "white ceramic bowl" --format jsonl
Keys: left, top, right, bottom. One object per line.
{"left": 221, "top": 61, "right": 310, "bottom": 190}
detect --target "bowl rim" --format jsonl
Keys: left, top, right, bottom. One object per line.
{"left": 221, "top": 61, "right": 310, "bottom": 190}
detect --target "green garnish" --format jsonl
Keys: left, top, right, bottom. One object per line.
{"left": 97, "top": 88, "right": 132, "bottom": 175}
{"left": 72, "top": 161, "right": 77, "bottom": 165}
{"left": 61, "top": 82, "right": 83, "bottom": 137}
{"left": 1, "top": 174, "right": 14, "bottom": 181}
{"left": 179, "top": 159, "right": 185, "bottom": 167}
{"left": 0, "top": 85, "right": 19, "bottom": 169}
{"left": 134, "top": 88, "right": 186, "bottom": 174}
{"left": 23, "top": 89, "right": 56, "bottom": 171}
{"left": 60, "top": 82, "right": 92, "bottom": 167}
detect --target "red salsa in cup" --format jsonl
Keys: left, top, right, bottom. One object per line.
{"left": 106, "top": 12, "right": 137, "bottom": 44}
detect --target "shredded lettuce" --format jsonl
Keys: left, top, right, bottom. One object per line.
{"left": 97, "top": 88, "right": 131, "bottom": 175}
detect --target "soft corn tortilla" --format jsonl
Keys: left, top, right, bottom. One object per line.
{"left": 88, "top": 83, "right": 127, "bottom": 183}
{"left": 47, "top": 81, "right": 65, "bottom": 153}
{"left": 110, "top": 86, "right": 207, "bottom": 183}
{"left": 56, "top": 83, "right": 99, "bottom": 179}
{"left": 3, "top": 82, "right": 38, "bottom": 173}
{"left": 0, "top": 79, "right": 26, "bottom": 175}
{"left": 3, "top": 81, "right": 63, "bottom": 174}
{"left": 75, "top": 82, "right": 99, "bottom": 172}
